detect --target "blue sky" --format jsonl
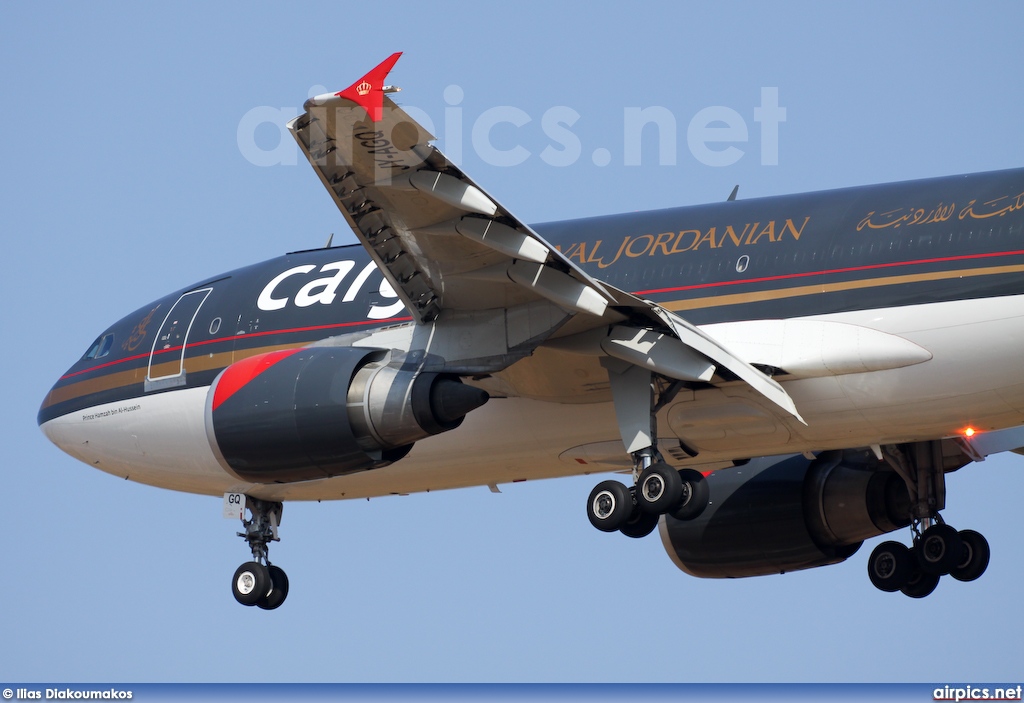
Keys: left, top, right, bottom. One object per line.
{"left": 3, "top": 1, "right": 1024, "bottom": 683}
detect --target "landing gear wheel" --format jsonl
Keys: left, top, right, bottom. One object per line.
{"left": 587, "top": 480, "right": 633, "bottom": 532}
{"left": 232, "top": 561, "right": 270, "bottom": 606}
{"left": 257, "top": 565, "right": 290, "bottom": 610}
{"left": 230, "top": 496, "right": 286, "bottom": 609}
{"left": 636, "top": 462, "right": 683, "bottom": 515}
{"left": 917, "top": 524, "right": 964, "bottom": 576}
{"left": 619, "top": 495, "right": 660, "bottom": 539}
{"left": 901, "top": 557, "right": 941, "bottom": 598}
{"left": 951, "top": 529, "right": 990, "bottom": 582}
{"left": 669, "top": 469, "right": 710, "bottom": 521}
{"left": 867, "top": 541, "right": 913, "bottom": 592}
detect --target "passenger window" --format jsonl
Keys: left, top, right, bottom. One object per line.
{"left": 84, "top": 333, "right": 115, "bottom": 360}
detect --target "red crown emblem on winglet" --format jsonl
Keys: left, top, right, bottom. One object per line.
{"left": 334, "top": 52, "right": 402, "bottom": 123}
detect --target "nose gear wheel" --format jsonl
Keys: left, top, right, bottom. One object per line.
{"left": 229, "top": 496, "right": 290, "bottom": 610}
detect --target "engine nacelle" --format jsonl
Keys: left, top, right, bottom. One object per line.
{"left": 205, "top": 346, "right": 488, "bottom": 483}
{"left": 659, "top": 450, "right": 911, "bottom": 578}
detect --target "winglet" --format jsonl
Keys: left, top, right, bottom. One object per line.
{"left": 332, "top": 52, "right": 403, "bottom": 123}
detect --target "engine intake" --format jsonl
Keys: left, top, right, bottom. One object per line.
{"left": 659, "top": 450, "right": 910, "bottom": 578}
{"left": 206, "top": 346, "right": 488, "bottom": 483}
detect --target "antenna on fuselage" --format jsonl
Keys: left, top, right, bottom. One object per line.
{"left": 324, "top": 233, "right": 334, "bottom": 248}
{"left": 727, "top": 185, "right": 739, "bottom": 202}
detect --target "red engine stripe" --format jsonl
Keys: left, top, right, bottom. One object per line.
{"left": 211, "top": 348, "right": 304, "bottom": 412}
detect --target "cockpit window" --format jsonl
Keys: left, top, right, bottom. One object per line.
{"left": 83, "top": 333, "right": 115, "bottom": 360}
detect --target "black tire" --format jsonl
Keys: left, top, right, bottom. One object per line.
{"left": 867, "top": 541, "right": 912, "bottom": 592}
{"left": 917, "top": 524, "right": 964, "bottom": 576}
{"left": 232, "top": 561, "right": 270, "bottom": 606}
{"left": 951, "top": 529, "right": 990, "bottom": 582}
{"left": 636, "top": 462, "right": 683, "bottom": 515}
{"left": 619, "top": 501, "right": 659, "bottom": 539}
{"left": 257, "top": 565, "right": 290, "bottom": 610}
{"left": 901, "top": 557, "right": 940, "bottom": 598}
{"left": 587, "top": 480, "right": 633, "bottom": 532}
{"left": 669, "top": 469, "right": 710, "bottom": 521}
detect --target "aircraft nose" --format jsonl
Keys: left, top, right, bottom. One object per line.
{"left": 39, "top": 327, "right": 119, "bottom": 429}
{"left": 38, "top": 372, "right": 79, "bottom": 451}
{"left": 38, "top": 401, "right": 61, "bottom": 442}
{"left": 38, "top": 381, "right": 78, "bottom": 467}
{"left": 38, "top": 341, "right": 99, "bottom": 454}
{"left": 38, "top": 379, "right": 64, "bottom": 429}
{"left": 37, "top": 364, "right": 127, "bottom": 473}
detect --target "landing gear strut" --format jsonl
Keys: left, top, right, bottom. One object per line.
{"left": 585, "top": 362, "right": 709, "bottom": 538}
{"left": 866, "top": 441, "right": 990, "bottom": 598}
{"left": 229, "top": 495, "right": 289, "bottom": 610}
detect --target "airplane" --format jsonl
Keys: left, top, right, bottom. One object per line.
{"left": 38, "top": 53, "right": 1024, "bottom": 609}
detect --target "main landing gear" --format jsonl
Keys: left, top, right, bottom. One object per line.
{"left": 586, "top": 361, "right": 710, "bottom": 538}
{"left": 866, "top": 442, "right": 990, "bottom": 598}
{"left": 230, "top": 496, "right": 289, "bottom": 610}
{"left": 587, "top": 464, "right": 709, "bottom": 538}
{"left": 867, "top": 523, "right": 990, "bottom": 598}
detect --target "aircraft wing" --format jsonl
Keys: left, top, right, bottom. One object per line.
{"left": 288, "top": 52, "right": 614, "bottom": 325}
{"left": 288, "top": 54, "right": 802, "bottom": 424}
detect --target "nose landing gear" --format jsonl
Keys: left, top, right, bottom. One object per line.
{"left": 226, "top": 495, "right": 289, "bottom": 610}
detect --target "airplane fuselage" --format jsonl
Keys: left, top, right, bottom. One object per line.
{"left": 39, "top": 167, "right": 1024, "bottom": 502}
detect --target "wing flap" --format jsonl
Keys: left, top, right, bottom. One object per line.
{"left": 650, "top": 306, "right": 806, "bottom": 424}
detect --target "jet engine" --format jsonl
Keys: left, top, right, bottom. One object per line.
{"left": 659, "top": 450, "right": 911, "bottom": 578}
{"left": 205, "top": 346, "right": 489, "bottom": 483}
